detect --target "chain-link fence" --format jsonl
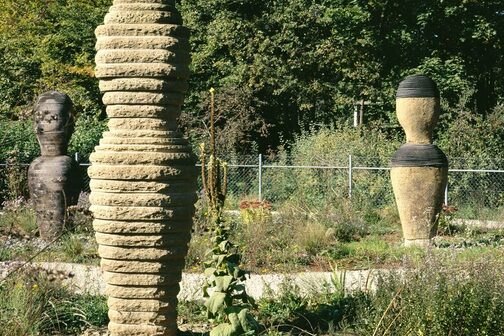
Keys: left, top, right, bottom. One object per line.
{"left": 1, "top": 155, "right": 504, "bottom": 221}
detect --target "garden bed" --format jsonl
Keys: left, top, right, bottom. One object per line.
{"left": 2, "top": 198, "right": 504, "bottom": 335}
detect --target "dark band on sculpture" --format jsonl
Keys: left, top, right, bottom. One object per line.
{"left": 35, "top": 91, "right": 73, "bottom": 110}
{"left": 396, "top": 75, "right": 440, "bottom": 99}
{"left": 391, "top": 144, "right": 448, "bottom": 167}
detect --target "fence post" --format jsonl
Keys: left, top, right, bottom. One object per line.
{"left": 348, "top": 154, "right": 353, "bottom": 199}
{"left": 444, "top": 181, "right": 448, "bottom": 206}
{"left": 258, "top": 154, "right": 263, "bottom": 201}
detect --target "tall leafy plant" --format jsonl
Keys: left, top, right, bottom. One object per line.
{"left": 200, "top": 88, "right": 259, "bottom": 336}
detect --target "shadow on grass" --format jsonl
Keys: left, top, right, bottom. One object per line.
{"left": 178, "top": 330, "right": 206, "bottom": 336}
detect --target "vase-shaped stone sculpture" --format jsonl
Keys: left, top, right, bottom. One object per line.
{"left": 28, "top": 91, "right": 80, "bottom": 241}
{"left": 391, "top": 75, "right": 448, "bottom": 247}
{"left": 89, "top": 1, "right": 197, "bottom": 335}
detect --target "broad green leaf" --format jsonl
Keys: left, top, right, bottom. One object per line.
{"left": 209, "top": 323, "right": 235, "bottom": 336}
{"left": 238, "top": 308, "right": 259, "bottom": 332}
{"left": 228, "top": 312, "right": 241, "bottom": 331}
{"left": 205, "top": 267, "right": 217, "bottom": 276}
{"left": 205, "top": 292, "right": 226, "bottom": 315}
{"left": 215, "top": 275, "right": 234, "bottom": 292}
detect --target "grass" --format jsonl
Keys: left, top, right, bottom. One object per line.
{"left": 0, "top": 194, "right": 99, "bottom": 265}
{"left": 354, "top": 252, "right": 504, "bottom": 335}
{"left": 3, "top": 197, "right": 504, "bottom": 274}
{"left": 0, "top": 268, "right": 108, "bottom": 336}
{"left": 2, "top": 192, "right": 504, "bottom": 333}
{"left": 4, "top": 252, "right": 504, "bottom": 336}
{"left": 454, "top": 204, "right": 504, "bottom": 221}
{"left": 38, "top": 234, "right": 99, "bottom": 265}
{"left": 1, "top": 190, "right": 504, "bottom": 336}
{"left": 0, "top": 198, "right": 37, "bottom": 236}
{"left": 181, "top": 251, "right": 504, "bottom": 335}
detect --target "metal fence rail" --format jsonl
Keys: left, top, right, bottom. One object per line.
{"left": 1, "top": 155, "right": 503, "bottom": 221}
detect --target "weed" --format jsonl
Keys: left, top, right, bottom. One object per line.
{"left": 178, "top": 300, "right": 208, "bottom": 325}
{"left": 58, "top": 234, "right": 98, "bottom": 264}
{"left": 354, "top": 252, "right": 504, "bottom": 335}
{"left": 0, "top": 197, "right": 37, "bottom": 237}
{"left": 326, "top": 235, "right": 426, "bottom": 269}
{"left": 200, "top": 88, "right": 258, "bottom": 336}
{"left": 0, "top": 267, "right": 108, "bottom": 335}
{"left": 239, "top": 199, "right": 272, "bottom": 226}
{"left": 185, "top": 230, "right": 211, "bottom": 271}
{"left": 2, "top": 149, "right": 29, "bottom": 201}
{"left": 66, "top": 192, "right": 93, "bottom": 234}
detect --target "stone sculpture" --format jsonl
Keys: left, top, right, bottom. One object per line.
{"left": 89, "top": 1, "right": 197, "bottom": 335}
{"left": 28, "top": 91, "right": 80, "bottom": 241}
{"left": 390, "top": 75, "right": 448, "bottom": 247}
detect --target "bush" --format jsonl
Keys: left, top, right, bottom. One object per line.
{"left": 438, "top": 101, "right": 504, "bottom": 217}
{"left": 68, "top": 116, "right": 108, "bottom": 163}
{"left": 262, "top": 126, "right": 400, "bottom": 208}
{"left": 0, "top": 120, "right": 38, "bottom": 163}
{"left": 0, "top": 150, "right": 31, "bottom": 202}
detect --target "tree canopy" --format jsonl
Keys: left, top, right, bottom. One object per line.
{"left": 0, "top": 0, "right": 503, "bottom": 157}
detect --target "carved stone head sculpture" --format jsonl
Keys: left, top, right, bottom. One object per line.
{"left": 34, "top": 91, "right": 74, "bottom": 156}
{"left": 29, "top": 90, "right": 80, "bottom": 241}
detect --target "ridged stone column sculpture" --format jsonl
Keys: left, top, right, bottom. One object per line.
{"left": 28, "top": 91, "right": 80, "bottom": 241}
{"left": 88, "top": 1, "right": 197, "bottom": 335}
{"left": 391, "top": 75, "right": 448, "bottom": 247}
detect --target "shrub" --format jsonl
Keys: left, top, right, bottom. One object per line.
{"left": 261, "top": 126, "right": 400, "bottom": 215}
{"left": 68, "top": 116, "right": 108, "bottom": 162}
{"left": 0, "top": 149, "right": 32, "bottom": 203}
{"left": 0, "top": 120, "right": 39, "bottom": 163}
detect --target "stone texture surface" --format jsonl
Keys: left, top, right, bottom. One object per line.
{"left": 391, "top": 166, "right": 447, "bottom": 245}
{"left": 90, "top": 1, "right": 196, "bottom": 334}
{"left": 391, "top": 76, "right": 448, "bottom": 247}
{"left": 396, "top": 97, "right": 439, "bottom": 144}
{"left": 28, "top": 91, "right": 81, "bottom": 241}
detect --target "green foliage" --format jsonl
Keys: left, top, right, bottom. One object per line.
{"left": 60, "top": 235, "right": 85, "bottom": 262}
{"left": 262, "top": 126, "right": 400, "bottom": 214}
{"left": 0, "top": 270, "right": 108, "bottom": 335}
{"left": 0, "top": 150, "right": 31, "bottom": 202}
{"left": 200, "top": 89, "right": 259, "bottom": 335}
{"left": 439, "top": 102, "right": 504, "bottom": 164}
{"left": 355, "top": 253, "right": 504, "bottom": 336}
{"left": 68, "top": 116, "right": 108, "bottom": 162}
{"left": 437, "top": 102, "right": 504, "bottom": 213}
{"left": 0, "top": 0, "right": 109, "bottom": 177}
{"left": 0, "top": 0, "right": 109, "bottom": 120}
{"left": 0, "top": 197, "right": 37, "bottom": 236}
{"left": 257, "top": 277, "right": 370, "bottom": 335}
{"left": 0, "top": 0, "right": 502, "bottom": 158}
{"left": 180, "top": 0, "right": 504, "bottom": 149}
{"left": 0, "top": 121, "right": 39, "bottom": 163}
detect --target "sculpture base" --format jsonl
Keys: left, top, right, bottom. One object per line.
{"left": 404, "top": 238, "right": 431, "bottom": 248}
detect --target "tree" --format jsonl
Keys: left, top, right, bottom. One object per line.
{"left": 180, "top": 0, "right": 504, "bottom": 151}
{"left": 0, "top": 0, "right": 110, "bottom": 120}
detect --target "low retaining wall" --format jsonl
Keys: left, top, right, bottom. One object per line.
{"left": 1, "top": 262, "right": 379, "bottom": 300}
